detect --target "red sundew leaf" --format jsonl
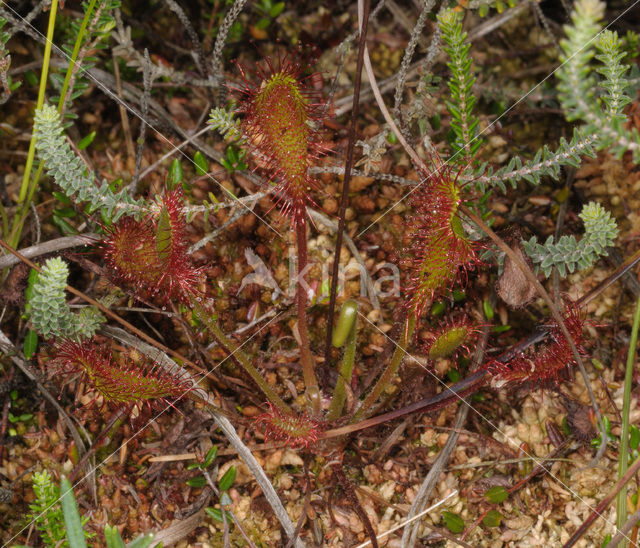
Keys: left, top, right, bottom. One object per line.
{"left": 420, "top": 313, "right": 482, "bottom": 362}
{"left": 233, "top": 55, "right": 328, "bottom": 226}
{"left": 51, "top": 338, "right": 192, "bottom": 413}
{"left": 254, "top": 402, "right": 323, "bottom": 449}
{"left": 402, "top": 157, "right": 482, "bottom": 317}
{"left": 486, "top": 301, "right": 588, "bottom": 389}
{"left": 102, "top": 188, "right": 203, "bottom": 303}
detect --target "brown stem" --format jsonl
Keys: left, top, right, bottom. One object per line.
{"left": 296, "top": 221, "right": 321, "bottom": 415}
{"left": 323, "top": 370, "right": 487, "bottom": 439}
{"left": 323, "top": 0, "right": 372, "bottom": 367}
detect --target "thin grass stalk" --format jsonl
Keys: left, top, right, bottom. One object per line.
{"left": 57, "top": 0, "right": 99, "bottom": 114}
{"left": 323, "top": 0, "right": 371, "bottom": 367}
{"left": 9, "top": 0, "right": 59, "bottom": 248}
{"left": 10, "top": 0, "right": 100, "bottom": 249}
{"left": 616, "top": 294, "right": 640, "bottom": 546}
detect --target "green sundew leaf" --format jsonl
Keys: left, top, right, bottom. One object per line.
{"left": 193, "top": 151, "right": 208, "bottom": 176}
{"left": 442, "top": 511, "right": 464, "bottom": 534}
{"left": 23, "top": 329, "right": 38, "bottom": 359}
{"left": 77, "top": 131, "right": 96, "bottom": 150}
{"left": 485, "top": 485, "right": 509, "bottom": 503}
{"left": 169, "top": 159, "right": 183, "bottom": 189}
{"left": 155, "top": 205, "right": 172, "bottom": 263}
{"left": 332, "top": 300, "right": 357, "bottom": 348}
{"left": 105, "top": 524, "right": 126, "bottom": 548}
{"left": 219, "top": 466, "right": 237, "bottom": 491}
{"left": 482, "top": 509, "right": 503, "bottom": 527}
{"left": 60, "top": 476, "right": 87, "bottom": 548}
{"left": 630, "top": 425, "right": 640, "bottom": 450}
{"left": 186, "top": 476, "right": 207, "bottom": 488}
{"left": 492, "top": 325, "right": 511, "bottom": 333}
{"left": 447, "top": 368, "right": 461, "bottom": 383}
{"left": 483, "top": 300, "right": 494, "bottom": 320}
{"left": 431, "top": 302, "right": 446, "bottom": 316}
{"left": 452, "top": 289, "right": 466, "bottom": 302}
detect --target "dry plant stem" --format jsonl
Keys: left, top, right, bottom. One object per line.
{"left": 562, "top": 453, "right": 640, "bottom": 548}
{"left": 323, "top": 0, "right": 372, "bottom": 367}
{"left": 295, "top": 223, "right": 321, "bottom": 415}
{"left": 331, "top": 462, "right": 379, "bottom": 548}
{"left": 307, "top": 208, "right": 380, "bottom": 310}
{"left": 608, "top": 504, "right": 640, "bottom": 548}
{"left": 404, "top": 398, "right": 470, "bottom": 546}
{"left": 617, "top": 294, "right": 640, "bottom": 542}
{"left": 0, "top": 238, "right": 202, "bottom": 373}
{"left": 190, "top": 299, "right": 291, "bottom": 415}
{"left": 325, "top": 369, "right": 486, "bottom": 439}
{"left": 0, "top": 233, "right": 99, "bottom": 270}
{"left": 351, "top": 313, "right": 416, "bottom": 424}
{"left": 576, "top": 247, "right": 640, "bottom": 308}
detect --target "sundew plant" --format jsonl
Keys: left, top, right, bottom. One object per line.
{"left": 1, "top": 1, "right": 640, "bottom": 546}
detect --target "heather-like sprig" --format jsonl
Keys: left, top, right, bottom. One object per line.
{"left": 254, "top": 403, "right": 322, "bottom": 449}
{"left": 27, "top": 256, "right": 105, "bottom": 340}
{"left": 487, "top": 301, "right": 587, "bottom": 388}
{"left": 522, "top": 201, "right": 618, "bottom": 277}
{"left": 51, "top": 337, "right": 192, "bottom": 412}
{"left": 102, "top": 188, "right": 203, "bottom": 303}
{"left": 234, "top": 55, "right": 325, "bottom": 224}
{"left": 33, "top": 104, "right": 144, "bottom": 222}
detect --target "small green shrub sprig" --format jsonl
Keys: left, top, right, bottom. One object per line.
{"left": 523, "top": 202, "right": 618, "bottom": 277}
{"left": 28, "top": 470, "right": 68, "bottom": 547}
{"left": 33, "top": 104, "right": 145, "bottom": 222}
{"left": 26, "top": 257, "right": 104, "bottom": 340}
{"left": 557, "top": 0, "right": 640, "bottom": 161}
{"left": 436, "top": 4, "right": 618, "bottom": 281}
{"left": 438, "top": 8, "right": 482, "bottom": 161}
